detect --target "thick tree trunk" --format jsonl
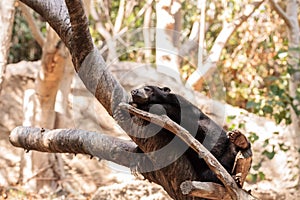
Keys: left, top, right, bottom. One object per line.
{"left": 18, "top": 1, "right": 199, "bottom": 198}
{"left": 156, "top": 0, "right": 182, "bottom": 82}
{"left": 21, "top": 26, "right": 69, "bottom": 192}
{"left": 0, "top": 0, "right": 15, "bottom": 94}
{"left": 286, "top": 0, "right": 300, "bottom": 188}
{"left": 33, "top": 27, "right": 67, "bottom": 192}
{"left": 286, "top": 0, "right": 300, "bottom": 139}
{"left": 17, "top": 0, "right": 254, "bottom": 199}
{"left": 143, "top": 0, "right": 153, "bottom": 63}
{"left": 269, "top": 0, "right": 300, "bottom": 190}
{"left": 54, "top": 56, "right": 74, "bottom": 128}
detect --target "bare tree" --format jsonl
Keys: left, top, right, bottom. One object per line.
{"left": 156, "top": 0, "right": 182, "bottom": 82}
{"left": 269, "top": 0, "right": 300, "bottom": 188}
{"left": 19, "top": 3, "right": 45, "bottom": 46}
{"left": 0, "top": 0, "right": 16, "bottom": 94}
{"left": 18, "top": 3, "right": 71, "bottom": 191}
{"left": 143, "top": 0, "right": 153, "bottom": 63}
{"left": 197, "top": 0, "right": 206, "bottom": 75}
{"left": 12, "top": 0, "right": 255, "bottom": 199}
{"left": 90, "top": 0, "right": 150, "bottom": 63}
{"left": 186, "top": 0, "right": 265, "bottom": 90}
{"left": 21, "top": 24, "right": 69, "bottom": 191}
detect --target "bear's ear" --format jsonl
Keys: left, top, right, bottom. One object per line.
{"left": 162, "top": 87, "right": 171, "bottom": 93}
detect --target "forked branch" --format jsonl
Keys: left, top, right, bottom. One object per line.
{"left": 119, "top": 102, "right": 256, "bottom": 199}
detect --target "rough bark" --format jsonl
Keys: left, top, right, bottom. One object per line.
{"left": 16, "top": 0, "right": 252, "bottom": 199}
{"left": 19, "top": 0, "right": 72, "bottom": 48}
{"left": 17, "top": 1, "right": 197, "bottom": 198}
{"left": 65, "top": 0, "right": 94, "bottom": 70}
{"left": 180, "top": 181, "right": 257, "bottom": 200}
{"left": 120, "top": 103, "right": 255, "bottom": 199}
{"left": 9, "top": 126, "right": 137, "bottom": 167}
{"left": 180, "top": 181, "right": 231, "bottom": 199}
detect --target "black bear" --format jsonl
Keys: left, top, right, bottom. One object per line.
{"left": 130, "top": 85, "right": 251, "bottom": 183}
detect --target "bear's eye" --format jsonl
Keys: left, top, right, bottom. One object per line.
{"left": 162, "top": 87, "right": 171, "bottom": 93}
{"left": 144, "top": 87, "right": 152, "bottom": 92}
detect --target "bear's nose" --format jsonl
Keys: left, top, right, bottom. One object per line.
{"left": 131, "top": 89, "right": 138, "bottom": 95}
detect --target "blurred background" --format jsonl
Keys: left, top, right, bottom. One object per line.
{"left": 0, "top": 0, "right": 299, "bottom": 199}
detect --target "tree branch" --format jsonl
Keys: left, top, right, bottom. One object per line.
{"left": 269, "top": 0, "right": 293, "bottom": 29}
{"left": 19, "top": 0, "right": 72, "bottom": 49}
{"left": 120, "top": 103, "right": 256, "bottom": 199}
{"left": 9, "top": 126, "right": 137, "bottom": 168}
{"left": 180, "top": 181, "right": 257, "bottom": 199}
{"left": 186, "top": 0, "right": 265, "bottom": 89}
{"left": 16, "top": 1, "right": 244, "bottom": 199}
{"left": 0, "top": 0, "right": 15, "bottom": 95}
{"left": 113, "top": 0, "right": 125, "bottom": 33}
{"left": 19, "top": 2, "right": 45, "bottom": 47}
{"left": 64, "top": 0, "right": 94, "bottom": 71}
{"left": 17, "top": 2, "right": 187, "bottom": 199}
{"left": 196, "top": 0, "right": 206, "bottom": 69}
{"left": 180, "top": 181, "right": 231, "bottom": 199}
{"left": 119, "top": 103, "right": 240, "bottom": 199}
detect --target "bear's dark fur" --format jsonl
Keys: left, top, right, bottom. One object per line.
{"left": 130, "top": 85, "right": 250, "bottom": 183}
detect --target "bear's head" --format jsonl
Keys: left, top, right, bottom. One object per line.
{"left": 131, "top": 86, "right": 171, "bottom": 105}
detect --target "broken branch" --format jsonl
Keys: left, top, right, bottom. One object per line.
{"left": 180, "top": 181, "right": 230, "bottom": 199}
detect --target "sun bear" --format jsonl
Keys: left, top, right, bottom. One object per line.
{"left": 130, "top": 85, "right": 251, "bottom": 184}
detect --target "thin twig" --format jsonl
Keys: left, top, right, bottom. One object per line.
{"left": 269, "top": 0, "right": 292, "bottom": 29}
{"left": 23, "top": 164, "right": 53, "bottom": 183}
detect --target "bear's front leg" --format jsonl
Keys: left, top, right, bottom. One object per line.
{"left": 227, "top": 130, "right": 252, "bottom": 187}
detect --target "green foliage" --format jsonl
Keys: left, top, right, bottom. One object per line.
{"left": 262, "top": 145, "right": 276, "bottom": 160}
{"left": 241, "top": 46, "right": 300, "bottom": 124}
{"left": 248, "top": 132, "right": 259, "bottom": 144}
{"left": 10, "top": 0, "right": 299, "bottom": 126}
{"left": 89, "top": 0, "right": 154, "bottom": 62}
{"left": 247, "top": 129, "right": 293, "bottom": 183}
{"left": 9, "top": 7, "right": 44, "bottom": 63}
{"left": 278, "top": 142, "right": 290, "bottom": 152}
{"left": 218, "top": 2, "right": 300, "bottom": 125}
{"left": 248, "top": 161, "right": 266, "bottom": 183}
{"left": 181, "top": 1, "right": 200, "bottom": 34}
{"left": 247, "top": 171, "right": 266, "bottom": 183}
